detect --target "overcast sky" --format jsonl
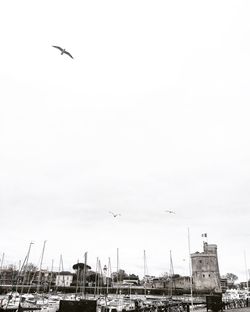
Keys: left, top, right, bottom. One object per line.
{"left": 0, "top": 0, "right": 250, "bottom": 282}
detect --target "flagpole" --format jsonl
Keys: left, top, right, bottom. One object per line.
{"left": 201, "top": 233, "right": 208, "bottom": 245}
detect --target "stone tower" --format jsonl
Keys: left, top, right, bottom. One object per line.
{"left": 191, "top": 242, "right": 221, "bottom": 293}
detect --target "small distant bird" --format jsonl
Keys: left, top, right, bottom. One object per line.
{"left": 109, "top": 211, "right": 121, "bottom": 218}
{"left": 165, "top": 210, "right": 176, "bottom": 214}
{"left": 52, "top": 45, "right": 74, "bottom": 59}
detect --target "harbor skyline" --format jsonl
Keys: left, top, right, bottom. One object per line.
{"left": 1, "top": 0, "right": 250, "bottom": 283}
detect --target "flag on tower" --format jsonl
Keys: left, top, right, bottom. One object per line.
{"left": 201, "top": 233, "right": 207, "bottom": 237}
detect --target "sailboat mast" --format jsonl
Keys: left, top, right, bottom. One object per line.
{"left": 169, "top": 250, "right": 173, "bottom": 297}
{"left": 98, "top": 259, "right": 101, "bottom": 296}
{"left": 117, "top": 248, "right": 120, "bottom": 294}
{"left": 0, "top": 253, "right": 5, "bottom": 271}
{"left": 55, "top": 255, "right": 62, "bottom": 293}
{"left": 107, "top": 257, "right": 111, "bottom": 295}
{"left": 244, "top": 251, "right": 249, "bottom": 292}
{"left": 143, "top": 250, "right": 146, "bottom": 279}
{"left": 117, "top": 248, "right": 119, "bottom": 276}
{"left": 188, "top": 228, "right": 194, "bottom": 311}
{"left": 49, "top": 259, "right": 54, "bottom": 292}
{"left": 116, "top": 249, "right": 122, "bottom": 302}
{"left": 21, "top": 241, "right": 34, "bottom": 295}
{"left": 37, "top": 240, "right": 47, "bottom": 293}
{"left": 75, "top": 259, "right": 80, "bottom": 296}
{"left": 143, "top": 250, "right": 147, "bottom": 296}
{"left": 94, "top": 258, "right": 97, "bottom": 297}
{"left": 0, "top": 253, "right": 5, "bottom": 285}
{"left": 82, "top": 252, "right": 87, "bottom": 299}
{"left": 61, "top": 255, "right": 66, "bottom": 288}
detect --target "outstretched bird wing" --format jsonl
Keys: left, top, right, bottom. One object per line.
{"left": 52, "top": 45, "right": 64, "bottom": 52}
{"left": 109, "top": 211, "right": 121, "bottom": 217}
{"left": 165, "top": 210, "right": 175, "bottom": 214}
{"left": 64, "top": 50, "right": 74, "bottom": 59}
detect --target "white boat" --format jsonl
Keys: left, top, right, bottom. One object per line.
{"left": 0, "top": 292, "right": 21, "bottom": 311}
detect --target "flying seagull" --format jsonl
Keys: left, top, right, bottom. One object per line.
{"left": 52, "top": 46, "right": 74, "bottom": 59}
{"left": 165, "top": 210, "right": 176, "bottom": 214}
{"left": 109, "top": 211, "right": 121, "bottom": 218}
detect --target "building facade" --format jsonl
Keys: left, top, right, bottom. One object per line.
{"left": 55, "top": 272, "right": 73, "bottom": 287}
{"left": 191, "top": 242, "right": 221, "bottom": 293}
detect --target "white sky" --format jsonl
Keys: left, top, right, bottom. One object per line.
{"left": 1, "top": 0, "right": 250, "bottom": 282}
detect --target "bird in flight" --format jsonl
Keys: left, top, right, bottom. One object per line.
{"left": 52, "top": 46, "right": 74, "bottom": 59}
{"left": 165, "top": 210, "right": 176, "bottom": 214}
{"left": 109, "top": 211, "right": 121, "bottom": 218}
